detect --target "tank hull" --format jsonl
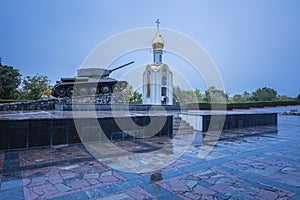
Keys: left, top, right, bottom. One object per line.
{"left": 52, "top": 62, "right": 134, "bottom": 104}
{"left": 52, "top": 80, "right": 128, "bottom": 98}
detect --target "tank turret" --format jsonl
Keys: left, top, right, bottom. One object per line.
{"left": 52, "top": 61, "right": 134, "bottom": 104}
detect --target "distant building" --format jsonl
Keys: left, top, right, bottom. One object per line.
{"left": 142, "top": 20, "right": 173, "bottom": 105}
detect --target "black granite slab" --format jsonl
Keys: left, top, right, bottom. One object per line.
{"left": 0, "top": 115, "right": 173, "bottom": 151}
{"left": 202, "top": 113, "right": 277, "bottom": 132}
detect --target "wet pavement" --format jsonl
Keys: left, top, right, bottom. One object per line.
{"left": 0, "top": 114, "right": 300, "bottom": 199}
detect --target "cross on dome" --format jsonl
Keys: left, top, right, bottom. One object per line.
{"left": 155, "top": 19, "right": 160, "bottom": 29}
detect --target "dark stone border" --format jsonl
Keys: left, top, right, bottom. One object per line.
{"left": 55, "top": 103, "right": 183, "bottom": 111}
{"left": 202, "top": 113, "right": 277, "bottom": 132}
{"left": 0, "top": 115, "right": 173, "bottom": 151}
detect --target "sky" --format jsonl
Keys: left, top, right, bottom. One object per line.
{"left": 0, "top": 0, "right": 299, "bottom": 97}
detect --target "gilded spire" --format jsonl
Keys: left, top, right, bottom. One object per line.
{"left": 152, "top": 19, "right": 164, "bottom": 50}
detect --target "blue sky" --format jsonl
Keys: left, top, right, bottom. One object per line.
{"left": 0, "top": 0, "right": 299, "bottom": 97}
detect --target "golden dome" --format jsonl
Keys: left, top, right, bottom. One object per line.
{"left": 152, "top": 19, "right": 164, "bottom": 50}
{"left": 152, "top": 29, "right": 164, "bottom": 50}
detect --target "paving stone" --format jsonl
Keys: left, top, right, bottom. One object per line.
{"left": 100, "top": 193, "right": 130, "bottom": 200}
{"left": 48, "top": 174, "right": 63, "bottom": 184}
{"left": 60, "top": 171, "right": 77, "bottom": 180}
{"left": 86, "top": 178, "right": 100, "bottom": 185}
{"left": 281, "top": 167, "right": 297, "bottom": 172}
{"left": 40, "top": 184, "right": 58, "bottom": 198}
{"left": 50, "top": 190, "right": 90, "bottom": 200}
{"left": 28, "top": 176, "right": 47, "bottom": 187}
{"left": 193, "top": 185, "right": 215, "bottom": 196}
{"left": 35, "top": 159, "right": 48, "bottom": 163}
{"left": 59, "top": 164, "right": 80, "bottom": 170}
{"left": 125, "top": 187, "right": 158, "bottom": 200}
{"left": 0, "top": 187, "right": 26, "bottom": 200}
{"left": 215, "top": 192, "right": 231, "bottom": 200}
{"left": 226, "top": 190, "right": 256, "bottom": 200}
{"left": 210, "top": 183, "right": 232, "bottom": 194}
{"left": 85, "top": 185, "right": 121, "bottom": 199}
{"left": 100, "top": 170, "right": 113, "bottom": 177}
{"left": 0, "top": 180, "right": 23, "bottom": 191}
{"left": 32, "top": 185, "right": 44, "bottom": 195}
{"left": 256, "top": 189, "right": 279, "bottom": 200}
{"left": 195, "top": 169, "right": 213, "bottom": 177}
{"left": 23, "top": 187, "right": 40, "bottom": 199}
{"left": 168, "top": 180, "right": 189, "bottom": 192}
{"left": 246, "top": 168, "right": 275, "bottom": 176}
{"left": 55, "top": 183, "right": 72, "bottom": 192}
{"left": 182, "top": 192, "right": 201, "bottom": 199}
{"left": 83, "top": 173, "right": 99, "bottom": 179}
{"left": 67, "top": 179, "right": 90, "bottom": 189}
{"left": 185, "top": 180, "right": 198, "bottom": 189}
{"left": 100, "top": 175, "right": 119, "bottom": 183}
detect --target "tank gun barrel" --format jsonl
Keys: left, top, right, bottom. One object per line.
{"left": 108, "top": 61, "right": 134, "bottom": 73}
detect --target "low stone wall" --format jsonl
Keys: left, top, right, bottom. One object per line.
{"left": 0, "top": 99, "right": 58, "bottom": 111}
{"left": 202, "top": 113, "right": 277, "bottom": 132}
{"left": 0, "top": 115, "right": 173, "bottom": 150}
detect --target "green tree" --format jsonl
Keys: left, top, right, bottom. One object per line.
{"left": 204, "top": 86, "right": 228, "bottom": 103}
{"left": 242, "top": 91, "right": 251, "bottom": 101}
{"left": 172, "top": 86, "right": 199, "bottom": 104}
{"left": 173, "top": 86, "right": 183, "bottom": 104}
{"left": 194, "top": 89, "right": 204, "bottom": 102}
{"left": 124, "top": 85, "right": 142, "bottom": 104}
{"left": 297, "top": 93, "right": 300, "bottom": 101}
{"left": 21, "top": 73, "right": 51, "bottom": 100}
{"left": 277, "top": 95, "right": 294, "bottom": 101}
{"left": 252, "top": 87, "right": 278, "bottom": 101}
{"left": 0, "top": 59, "right": 22, "bottom": 99}
{"left": 232, "top": 92, "right": 251, "bottom": 103}
{"left": 130, "top": 90, "right": 142, "bottom": 104}
{"left": 233, "top": 94, "right": 245, "bottom": 103}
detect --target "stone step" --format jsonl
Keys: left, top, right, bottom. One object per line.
{"left": 173, "top": 116, "right": 194, "bottom": 133}
{"left": 173, "top": 125, "right": 193, "bottom": 131}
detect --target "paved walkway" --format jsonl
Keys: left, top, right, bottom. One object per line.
{"left": 0, "top": 115, "right": 300, "bottom": 199}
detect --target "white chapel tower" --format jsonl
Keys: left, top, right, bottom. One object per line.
{"left": 142, "top": 19, "right": 173, "bottom": 105}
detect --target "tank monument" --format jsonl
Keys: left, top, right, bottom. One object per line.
{"left": 52, "top": 61, "right": 133, "bottom": 105}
